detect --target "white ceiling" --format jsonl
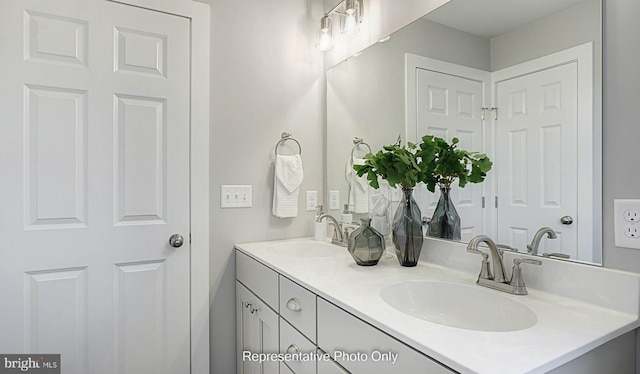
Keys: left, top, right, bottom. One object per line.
{"left": 424, "top": 0, "right": 590, "bottom": 38}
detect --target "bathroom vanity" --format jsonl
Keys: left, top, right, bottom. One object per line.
{"left": 235, "top": 238, "right": 639, "bottom": 374}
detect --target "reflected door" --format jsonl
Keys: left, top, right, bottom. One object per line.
{"left": 495, "top": 62, "right": 578, "bottom": 258}
{"left": 0, "top": 1, "right": 191, "bottom": 373}
{"left": 414, "top": 68, "right": 486, "bottom": 242}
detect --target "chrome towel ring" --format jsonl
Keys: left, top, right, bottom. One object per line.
{"left": 275, "top": 132, "right": 302, "bottom": 157}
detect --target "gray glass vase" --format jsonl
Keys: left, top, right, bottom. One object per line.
{"left": 347, "top": 218, "right": 385, "bottom": 266}
{"left": 427, "top": 186, "right": 461, "bottom": 240}
{"left": 392, "top": 188, "right": 423, "bottom": 267}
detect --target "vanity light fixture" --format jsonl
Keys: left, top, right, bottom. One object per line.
{"left": 316, "top": 14, "right": 333, "bottom": 51}
{"left": 316, "top": 0, "right": 364, "bottom": 51}
{"left": 342, "top": 0, "right": 362, "bottom": 35}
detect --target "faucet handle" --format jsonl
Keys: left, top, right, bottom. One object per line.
{"left": 343, "top": 223, "right": 359, "bottom": 239}
{"left": 497, "top": 244, "right": 519, "bottom": 253}
{"left": 515, "top": 258, "right": 542, "bottom": 266}
{"left": 510, "top": 258, "right": 542, "bottom": 295}
{"left": 467, "top": 243, "right": 492, "bottom": 280}
{"left": 478, "top": 252, "right": 492, "bottom": 280}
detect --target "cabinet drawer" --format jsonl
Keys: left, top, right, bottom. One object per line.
{"left": 280, "top": 317, "right": 317, "bottom": 374}
{"left": 280, "top": 362, "right": 295, "bottom": 374}
{"left": 280, "top": 275, "right": 317, "bottom": 342}
{"left": 236, "top": 250, "right": 279, "bottom": 311}
{"left": 317, "top": 349, "right": 350, "bottom": 374}
{"left": 317, "top": 298, "right": 454, "bottom": 374}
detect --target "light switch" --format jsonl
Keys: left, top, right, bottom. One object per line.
{"left": 329, "top": 190, "right": 340, "bottom": 210}
{"left": 221, "top": 185, "right": 252, "bottom": 208}
{"left": 306, "top": 191, "right": 318, "bottom": 211}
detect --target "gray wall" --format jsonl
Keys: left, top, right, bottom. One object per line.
{"left": 602, "top": 0, "right": 640, "bottom": 272}
{"left": 490, "top": 0, "right": 601, "bottom": 71}
{"left": 602, "top": 0, "right": 640, "bottom": 366}
{"left": 209, "top": 1, "right": 324, "bottom": 372}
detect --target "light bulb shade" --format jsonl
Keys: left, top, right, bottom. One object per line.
{"left": 316, "top": 15, "right": 333, "bottom": 51}
{"left": 342, "top": 12, "right": 359, "bottom": 34}
{"left": 341, "top": 0, "right": 362, "bottom": 34}
{"left": 345, "top": 0, "right": 357, "bottom": 14}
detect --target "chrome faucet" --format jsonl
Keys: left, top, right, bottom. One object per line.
{"left": 467, "top": 235, "right": 507, "bottom": 282}
{"left": 316, "top": 214, "right": 344, "bottom": 245}
{"left": 467, "top": 235, "right": 542, "bottom": 295}
{"left": 527, "top": 227, "right": 557, "bottom": 255}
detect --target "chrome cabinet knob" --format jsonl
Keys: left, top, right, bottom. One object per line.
{"left": 169, "top": 234, "right": 184, "bottom": 248}
{"left": 286, "top": 297, "right": 302, "bottom": 312}
{"left": 560, "top": 216, "right": 574, "bottom": 225}
{"left": 286, "top": 344, "right": 300, "bottom": 355}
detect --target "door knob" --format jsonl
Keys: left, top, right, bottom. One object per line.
{"left": 169, "top": 234, "right": 184, "bottom": 248}
{"left": 560, "top": 216, "right": 574, "bottom": 225}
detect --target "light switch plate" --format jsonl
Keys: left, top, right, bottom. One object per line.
{"left": 329, "top": 190, "right": 340, "bottom": 210}
{"left": 306, "top": 191, "right": 318, "bottom": 211}
{"left": 614, "top": 199, "right": 640, "bottom": 249}
{"left": 221, "top": 185, "right": 252, "bottom": 208}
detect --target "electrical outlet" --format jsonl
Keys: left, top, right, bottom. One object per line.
{"left": 220, "top": 185, "right": 252, "bottom": 208}
{"left": 306, "top": 191, "right": 318, "bottom": 211}
{"left": 329, "top": 190, "right": 340, "bottom": 210}
{"left": 614, "top": 199, "right": 640, "bottom": 249}
{"left": 624, "top": 210, "right": 640, "bottom": 222}
{"left": 625, "top": 226, "right": 640, "bottom": 238}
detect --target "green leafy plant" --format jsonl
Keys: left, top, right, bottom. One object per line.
{"left": 353, "top": 136, "right": 425, "bottom": 190}
{"left": 353, "top": 135, "right": 492, "bottom": 192}
{"left": 417, "top": 135, "right": 492, "bottom": 192}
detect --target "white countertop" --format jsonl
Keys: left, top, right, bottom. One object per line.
{"left": 235, "top": 237, "right": 640, "bottom": 374}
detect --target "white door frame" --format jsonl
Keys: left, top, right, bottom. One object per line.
{"left": 109, "top": 0, "right": 210, "bottom": 372}
{"left": 491, "top": 42, "right": 598, "bottom": 263}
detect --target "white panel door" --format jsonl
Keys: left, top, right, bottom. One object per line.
{"left": 414, "top": 68, "right": 486, "bottom": 242}
{"left": 0, "top": 1, "right": 191, "bottom": 373}
{"left": 495, "top": 63, "right": 578, "bottom": 258}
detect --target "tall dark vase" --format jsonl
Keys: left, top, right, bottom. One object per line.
{"left": 392, "top": 188, "right": 423, "bottom": 267}
{"left": 427, "top": 187, "right": 461, "bottom": 240}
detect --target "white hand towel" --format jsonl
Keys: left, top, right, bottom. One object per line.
{"left": 370, "top": 180, "right": 391, "bottom": 236}
{"left": 350, "top": 158, "right": 369, "bottom": 213}
{"left": 273, "top": 154, "right": 304, "bottom": 218}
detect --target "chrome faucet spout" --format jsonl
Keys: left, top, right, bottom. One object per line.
{"left": 467, "top": 235, "right": 507, "bottom": 283}
{"left": 468, "top": 235, "right": 542, "bottom": 295}
{"left": 527, "top": 227, "right": 557, "bottom": 255}
{"left": 316, "top": 214, "right": 344, "bottom": 244}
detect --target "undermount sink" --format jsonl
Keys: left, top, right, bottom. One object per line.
{"left": 267, "top": 241, "right": 345, "bottom": 259}
{"left": 380, "top": 280, "right": 537, "bottom": 332}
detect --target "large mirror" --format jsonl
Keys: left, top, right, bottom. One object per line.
{"left": 325, "top": 0, "right": 602, "bottom": 264}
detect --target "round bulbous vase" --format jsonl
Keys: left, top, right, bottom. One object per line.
{"left": 347, "top": 218, "right": 385, "bottom": 266}
{"left": 392, "top": 188, "right": 423, "bottom": 267}
{"left": 427, "top": 187, "right": 461, "bottom": 240}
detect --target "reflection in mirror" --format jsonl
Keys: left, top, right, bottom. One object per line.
{"left": 326, "top": 0, "right": 602, "bottom": 264}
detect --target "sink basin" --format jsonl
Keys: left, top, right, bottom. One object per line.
{"left": 380, "top": 280, "right": 537, "bottom": 332}
{"left": 267, "top": 241, "right": 345, "bottom": 259}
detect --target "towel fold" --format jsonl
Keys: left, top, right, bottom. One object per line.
{"left": 347, "top": 157, "right": 369, "bottom": 213}
{"left": 273, "top": 154, "right": 304, "bottom": 218}
{"left": 370, "top": 180, "right": 391, "bottom": 236}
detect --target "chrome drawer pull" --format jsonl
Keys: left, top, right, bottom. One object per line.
{"left": 286, "top": 344, "right": 300, "bottom": 355}
{"left": 286, "top": 297, "right": 302, "bottom": 312}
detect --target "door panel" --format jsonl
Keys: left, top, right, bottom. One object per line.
{"left": 414, "top": 68, "right": 485, "bottom": 242}
{"left": 0, "top": 1, "right": 191, "bottom": 373}
{"left": 495, "top": 63, "right": 578, "bottom": 258}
